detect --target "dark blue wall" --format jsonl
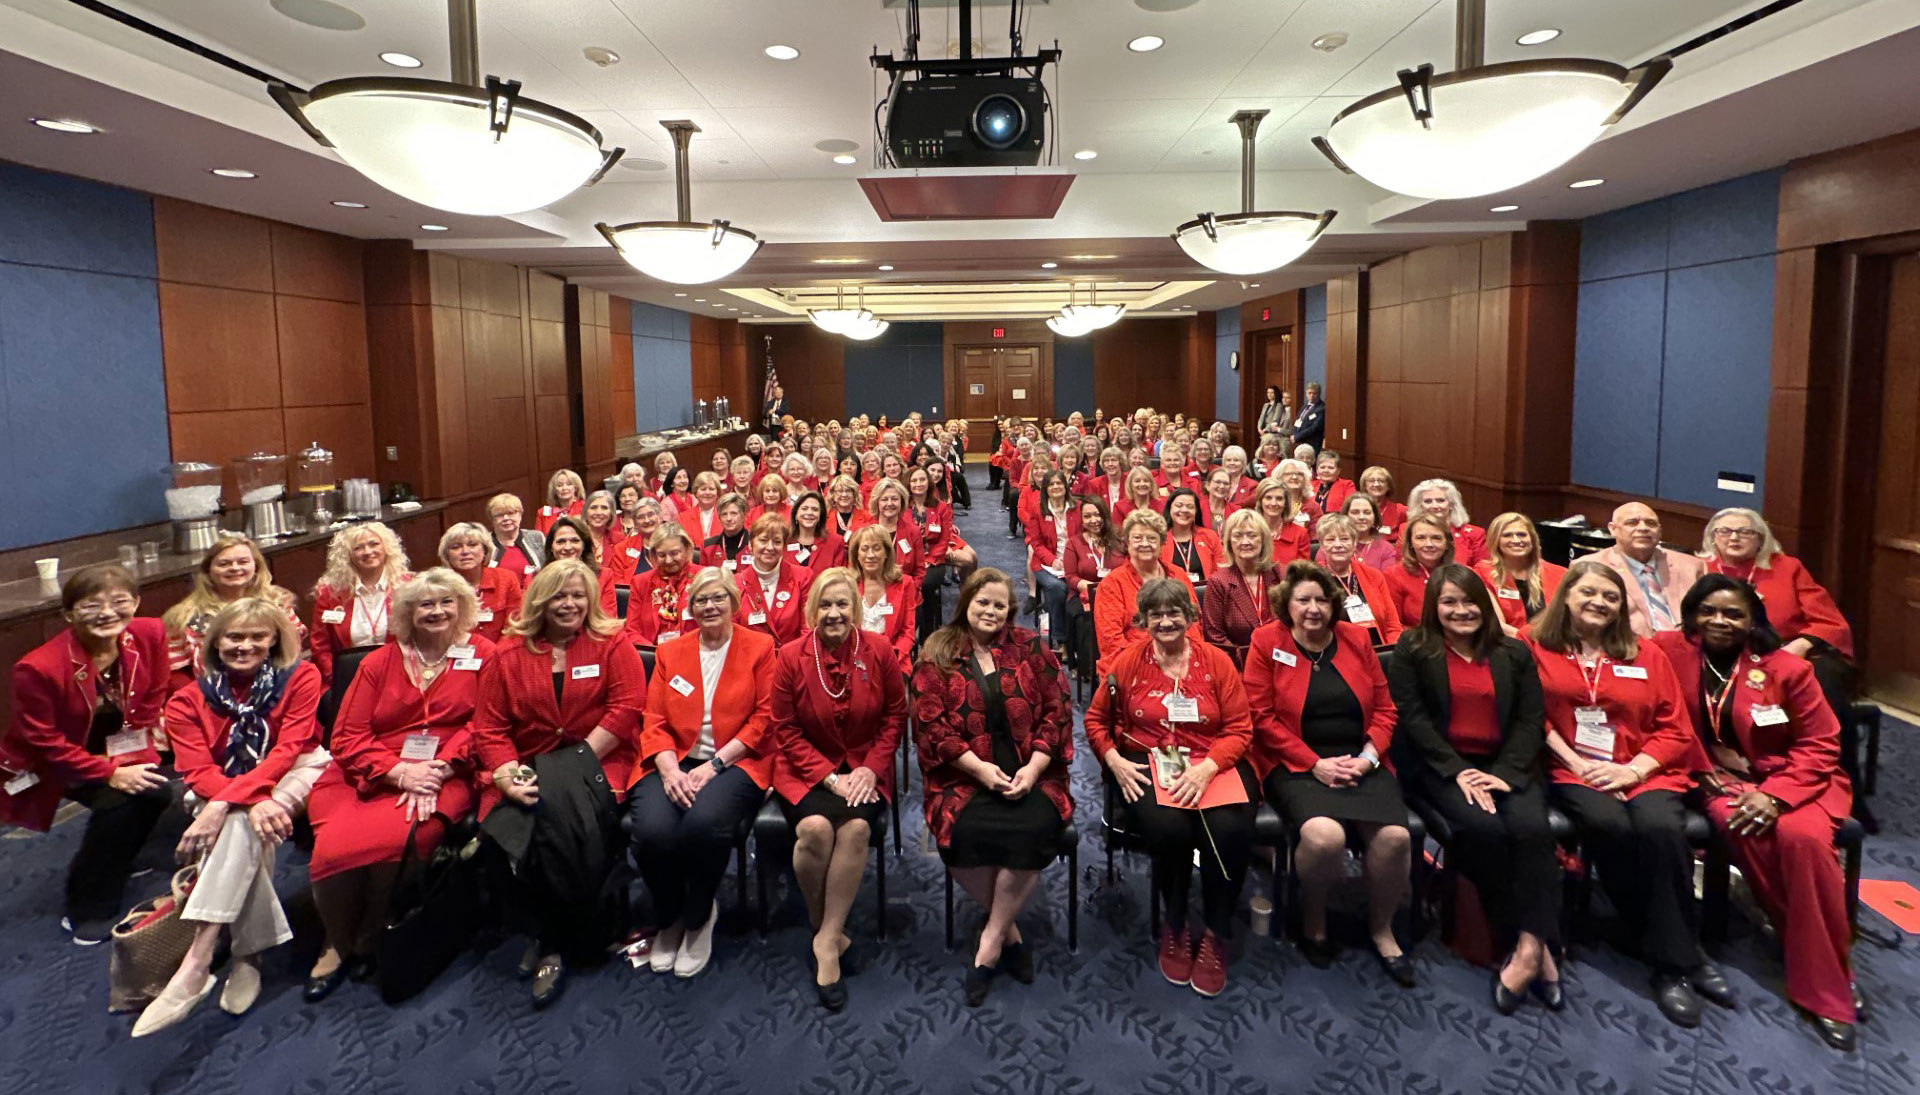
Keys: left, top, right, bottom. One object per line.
{"left": 1054, "top": 336, "right": 1094, "bottom": 419}
{"left": 1571, "top": 170, "right": 1780, "bottom": 507}
{"left": 631, "top": 300, "right": 696, "bottom": 432}
{"left": 1213, "top": 308, "right": 1241, "bottom": 422}
{"left": 1301, "top": 284, "right": 1328, "bottom": 394}
{"left": 0, "top": 162, "right": 170, "bottom": 550}
{"left": 844, "top": 321, "right": 944, "bottom": 420}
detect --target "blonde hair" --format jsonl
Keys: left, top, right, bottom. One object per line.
{"left": 437, "top": 521, "right": 492, "bottom": 563}
{"left": 1119, "top": 508, "right": 1168, "bottom": 547}
{"left": 317, "top": 522, "right": 409, "bottom": 598}
{"left": 1399, "top": 513, "right": 1456, "bottom": 572}
{"left": 389, "top": 567, "right": 479, "bottom": 645}
{"left": 1252, "top": 476, "right": 1293, "bottom": 519}
{"left": 805, "top": 566, "right": 860, "bottom": 626}
{"left": 546, "top": 469, "right": 587, "bottom": 508}
{"left": 200, "top": 596, "right": 303, "bottom": 673}
{"left": 485, "top": 493, "right": 523, "bottom": 519}
{"left": 686, "top": 565, "right": 741, "bottom": 613}
{"left": 163, "top": 534, "right": 290, "bottom": 633}
{"left": 1219, "top": 508, "right": 1273, "bottom": 573}
{"left": 756, "top": 473, "right": 790, "bottom": 503}
{"left": 506, "top": 558, "right": 620, "bottom": 642}
{"left": 846, "top": 524, "right": 904, "bottom": 584}
{"left": 1359, "top": 465, "right": 1395, "bottom": 496}
{"left": 866, "top": 477, "right": 909, "bottom": 520}
{"left": 1315, "top": 512, "right": 1358, "bottom": 543}
{"left": 1701, "top": 506, "right": 1782, "bottom": 568}
{"left": 1409, "top": 478, "right": 1470, "bottom": 528}
{"left": 1485, "top": 511, "right": 1543, "bottom": 598}
{"left": 692, "top": 470, "right": 723, "bottom": 497}
{"left": 827, "top": 474, "right": 861, "bottom": 505}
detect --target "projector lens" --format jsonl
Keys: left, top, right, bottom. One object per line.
{"left": 972, "top": 94, "right": 1027, "bottom": 150}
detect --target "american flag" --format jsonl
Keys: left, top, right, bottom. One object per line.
{"left": 762, "top": 334, "right": 779, "bottom": 410}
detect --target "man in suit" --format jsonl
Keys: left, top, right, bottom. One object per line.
{"left": 1292, "top": 382, "right": 1326, "bottom": 455}
{"left": 1577, "top": 501, "right": 1705, "bottom": 637}
{"left": 763, "top": 384, "right": 789, "bottom": 438}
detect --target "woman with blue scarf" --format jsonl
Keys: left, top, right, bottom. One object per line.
{"left": 133, "top": 598, "right": 329, "bottom": 1037}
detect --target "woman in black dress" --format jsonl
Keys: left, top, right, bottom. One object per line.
{"left": 1243, "top": 561, "right": 1412, "bottom": 985}
{"left": 910, "top": 568, "right": 1073, "bottom": 1005}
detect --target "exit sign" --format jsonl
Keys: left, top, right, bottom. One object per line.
{"left": 992, "top": 327, "right": 1005, "bottom": 339}
{"left": 1261, "top": 307, "right": 1271, "bottom": 322}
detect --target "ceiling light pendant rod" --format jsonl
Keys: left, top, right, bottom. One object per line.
{"left": 1454, "top": 0, "right": 1485, "bottom": 70}
{"left": 1232, "top": 109, "right": 1267, "bottom": 212}
{"left": 447, "top": 0, "right": 481, "bottom": 87}
{"left": 665, "top": 120, "right": 699, "bottom": 222}
{"left": 959, "top": 0, "right": 973, "bottom": 61}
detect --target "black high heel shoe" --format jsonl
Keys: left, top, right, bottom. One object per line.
{"left": 816, "top": 978, "right": 848, "bottom": 1012}
{"left": 302, "top": 965, "right": 347, "bottom": 1003}
{"left": 1373, "top": 946, "right": 1416, "bottom": 989}
{"left": 1491, "top": 966, "right": 1524, "bottom": 1016}
{"left": 963, "top": 964, "right": 995, "bottom": 1007}
{"left": 1532, "top": 977, "right": 1566, "bottom": 1012}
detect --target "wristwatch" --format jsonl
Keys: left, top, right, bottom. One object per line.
{"left": 825, "top": 773, "right": 840, "bottom": 790}
{"left": 710, "top": 754, "right": 730, "bottom": 774}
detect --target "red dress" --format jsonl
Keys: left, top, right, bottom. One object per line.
{"left": 0, "top": 618, "right": 170, "bottom": 831}
{"left": 469, "top": 566, "right": 524, "bottom": 642}
{"left": 306, "top": 638, "right": 493, "bottom": 879}
{"left": 638, "top": 628, "right": 776, "bottom": 790}
{"left": 736, "top": 559, "right": 818, "bottom": 646}
{"left": 770, "top": 633, "right": 906, "bottom": 804}
{"left": 909, "top": 627, "right": 1073, "bottom": 846}
{"left": 165, "top": 660, "right": 325, "bottom": 806}
{"left": 471, "top": 630, "right": 646, "bottom": 812}
{"left": 1528, "top": 639, "right": 1699, "bottom": 798}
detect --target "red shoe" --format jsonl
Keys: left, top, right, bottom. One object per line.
{"left": 1157, "top": 926, "right": 1194, "bottom": 985}
{"left": 1190, "top": 930, "right": 1228, "bottom": 997}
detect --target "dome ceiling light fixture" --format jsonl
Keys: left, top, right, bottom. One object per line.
{"left": 1173, "top": 110, "right": 1335, "bottom": 276}
{"left": 1310, "top": 0, "right": 1669, "bottom": 201}
{"left": 808, "top": 286, "right": 889, "bottom": 341}
{"left": 597, "top": 120, "right": 764, "bottom": 284}
{"left": 268, "top": 0, "right": 623, "bottom": 216}
{"left": 1047, "top": 284, "right": 1124, "bottom": 337}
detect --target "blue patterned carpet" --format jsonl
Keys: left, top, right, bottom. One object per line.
{"left": 4, "top": 465, "right": 1918, "bottom": 1095}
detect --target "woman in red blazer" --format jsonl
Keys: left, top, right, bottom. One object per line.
{"left": 1315, "top": 513, "right": 1405, "bottom": 647}
{"left": 1113, "top": 466, "right": 1159, "bottom": 526}
{"left": 440, "top": 522, "right": 523, "bottom": 643}
{"left": 737, "top": 514, "right": 818, "bottom": 646}
{"left": 1026, "top": 471, "right": 1080, "bottom": 649}
{"left": 847, "top": 525, "right": 919, "bottom": 663}
{"left": 852, "top": 477, "right": 927, "bottom": 584}
{"left": 1202, "top": 510, "right": 1277, "bottom": 668}
{"left": 772, "top": 567, "right": 907, "bottom": 1011}
{"left": 1251, "top": 477, "right": 1311, "bottom": 566}
{"left": 1655, "top": 575, "right": 1858, "bottom": 1049}
{"left": 304, "top": 568, "right": 490, "bottom": 1001}
{"left": 1161, "top": 489, "right": 1222, "bottom": 595}
{"left": 473, "top": 558, "right": 646, "bottom": 1005}
{"left": 535, "top": 469, "right": 587, "bottom": 535}
{"left": 909, "top": 465, "right": 974, "bottom": 644}
{"left": 160, "top": 535, "right": 304, "bottom": 690}
{"left": 1089, "top": 446, "right": 1128, "bottom": 513}
{"left": 140, "top": 598, "right": 325, "bottom": 1034}
{"left": 1529, "top": 561, "right": 1721, "bottom": 1028}
{"left": 1382, "top": 515, "right": 1454, "bottom": 628}
{"left": 630, "top": 567, "right": 776, "bottom": 980}
{"left": 910, "top": 568, "right": 1073, "bottom": 1004}
{"left": 1410, "top": 478, "right": 1489, "bottom": 569}
{"left": 1311, "top": 451, "right": 1357, "bottom": 514}
{"left": 1084, "top": 578, "right": 1254, "bottom": 998}
{"left": 746, "top": 473, "right": 794, "bottom": 527}
{"left": 617, "top": 524, "right": 700, "bottom": 651}
{"left": 1199, "top": 467, "right": 1240, "bottom": 532}
{"left": 1244, "top": 561, "right": 1413, "bottom": 985}
{"left": 1475, "top": 512, "right": 1566, "bottom": 636}
{"left": 1062, "top": 498, "right": 1124, "bottom": 610}
{"left": 310, "top": 522, "right": 412, "bottom": 687}
{"left": 1359, "top": 466, "right": 1408, "bottom": 543}
{"left": 789, "top": 491, "right": 848, "bottom": 577}
{"left": 1, "top": 565, "right": 171, "bottom": 942}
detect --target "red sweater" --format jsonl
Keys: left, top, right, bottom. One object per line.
{"left": 1084, "top": 637, "right": 1251, "bottom": 773}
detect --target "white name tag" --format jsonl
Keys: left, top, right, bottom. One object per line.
{"left": 928, "top": 524, "right": 941, "bottom": 533}
{"left": 723, "top": 560, "right": 737, "bottom": 571}
{"left": 453, "top": 658, "right": 482, "bottom": 671}
{"left": 1751, "top": 703, "right": 1789, "bottom": 727}
{"left": 1273, "top": 649, "right": 1298, "bottom": 667}
{"left": 524, "top": 564, "right": 539, "bottom": 575}
{"left": 104, "top": 728, "right": 148, "bottom": 757}
{"left": 1378, "top": 525, "right": 1394, "bottom": 536}
{"left": 786, "top": 543, "right": 801, "bottom": 552}
{"left": 1573, "top": 721, "right": 1616, "bottom": 756}
{"left": 571, "top": 664, "right": 601, "bottom": 680}
{"left": 1096, "top": 566, "right": 1110, "bottom": 578}
{"left": 321, "top": 608, "right": 347, "bottom": 624}
{"left": 1612, "top": 665, "right": 1648, "bottom": 680}
{"left": 874, "top": 602, "right": 893, "bottom": 616}
{"left": 1165, "top": 695, "right": 1200, "bottom": 723}
{"left": 1497, "top": 587, "right": 1521, "bottom": 600}
{"left": 627, "top": 547, "right": 642, "bottom": 559}
{"left": 748, "top": 611, "right": 768, "bottom": 625}
{"left": 669, "top": 675, "right": 695, "bottom": 696}
{"left": 897, "top": 538, "right": 913, "bottom": 554}
{"left": 4, "top": 771, "right": 39, "bottom": 796}
{"left": 476, "top": 609, "right": 495, "bottom": 622}
{"left": 1345, "top": 596, "right": 1375, "bottom": 625}
{"left": 658, "top": 630, "right": 681, "bottom": 643}
{"left": 1293, "top": 513, "right": 1310, "bottom": 526}
{"left": 400, "top": 733, "right": 439, "bottom": 761}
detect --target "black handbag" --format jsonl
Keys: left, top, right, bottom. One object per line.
{"left": 377, "top": 816, "right": 483, "bottom": 1004}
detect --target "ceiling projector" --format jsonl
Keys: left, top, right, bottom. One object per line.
{"left": 872, "top": 0, "right": 1059, "bottom": 169}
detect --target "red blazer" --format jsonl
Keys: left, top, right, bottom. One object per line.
{"left": 857, "top": 577, "right": 919, "bottom": 662}
{"left": 311, "top": 580, "right": 408, "bottom": 686}
{"left": 1114, "top": 497, "right": 1159, "bottom": 524}
{"left": 736, "top": 559, "right": 818, "bottom": 646}
{"left": 535, "top": 499, "right": 584, "bottom": 535}
{"left": 600, "top": 538, "right": 649, "bottom": 595}
{"left": 1244, "top": 620, "right": 1396, "bottom": 778}
{"left": 746, "top": 502, "right": 793, "bottom": 527}
{"left": 1269, "top": 519, "right": 1310, "bottom": 565}
{"left": 638, "top": 628, "right": 777, "bottom": 790}
{"left": 166, "top": 660, "right": 325, "bottom": 807}
{"left": 1326, "top": 562, "right": 1406, "bottom": 645}
{"left": 325, "top": 637, "right": 490, "bottom": 794}
{"left": 1529, "top": 638, "right": 1699, "bottom": 798}
{"left": 1089, "top": 475, "right": 1126, "bottom": 512}
{"left": 472, "top": 630, "right": 646, "bottom": 804}
{"left": 1373, "top": 500, "right": 1410, "bottom": 542}
{"left": 1381, "top": 562, "right": 1433, "bottom": 629}
{"left": 1474, "top": 559, "right": 1566, "bottom": 632}
{"left": 1452, "top": 523, "right": 1491, "bottom": 569}
{"left": 770, "top": 633, "right": 906, "bottom": 804}
{"left": 910, "top": 502, "right": 957, "bottom": 566}
{"left": 1026, "top": 503, "right": 1082, "bottom": 569}
{"left": 1313, "top": 477, "right": 1356, "bottom": 514}
{"left": 1084, "top": 637, "right": 1251, "bottom": 773}
{"left": 1201, "top": 564, "right": 1274, "bottom": 668}
{"left": 1092, "top": 562, "right": 1203, "bottom": 677}
{"left": 700, "top": 531, "right": 751, "bottom": 572}
{"left": 849, "top": 514, "right": 927, "bottom": 582}
{"left": 621, "top": 566, "right": 698, "bottom": 648}
{"left": 1155, "top": 465, "right": 1204, "bottom": 496}
{"left": 0, "top": 618, "right": 170, "bottom": 831}
{"left": 470, "top": 566, "right": 524, "bottom": 642}
{"left": 909, "top": 627, "right": 1073, "bottom": 846}
{"left": 1229, "top": 477, "right": 1259, "bottom": 508}
{"left": 1707, "top": 554, "right": 1853, "bottom": 659}
{"left": 1062, "top": 533, "right": 1124, "bottom": 605}
{"left": 790, "top": 534, "right": 847, "bottom": 578}
{"left": 1161, "top": 527, "right": 1223, "bottom": 583}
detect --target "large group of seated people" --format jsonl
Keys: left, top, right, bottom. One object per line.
{"left": 0, "top": 402, "right": 1868, "bottom": 1051}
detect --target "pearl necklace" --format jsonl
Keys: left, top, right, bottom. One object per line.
{"left": 811, "top": 628, "right": 861, "bottom": 700}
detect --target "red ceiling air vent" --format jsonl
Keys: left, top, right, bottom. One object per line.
{"left": 858, "top": 171, "right": 1075, "bottom": 222}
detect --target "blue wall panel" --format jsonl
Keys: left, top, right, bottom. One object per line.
{"left": 1570, "top": 273, "right": 1666, "bottom": 498}
{"left": 0, "top": 163, "right": 169, "bottom": 550}
{"left": 1656, "top": 256, "right": 1776, "bottom": 507}
{"left": 1055, "top": 338, "right": 1094, "bottom": 418}
{"left": 1578, "top": 200, "right": 1671, "bottom": 283}
{"left": 843, "top": 322, "right": 944, "bottom": 420}
{"left": 630, "top": 301, "right": 695, "bottom": 432}
{"left": 1213, "top": 308, "right": 1241, "bottom": 422}
{"left": 1667, "top": 170, "right": 1780, "bottom": 269}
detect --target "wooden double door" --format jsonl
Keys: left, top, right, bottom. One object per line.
{"left": 957, "top": 344, "right": 1045, "bottom": 452}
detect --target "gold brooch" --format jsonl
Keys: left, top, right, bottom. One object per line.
{"left": 1746, "top": 668, "right": 1766, "bottom": 689}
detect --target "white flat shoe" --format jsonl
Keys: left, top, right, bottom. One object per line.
{"left": 220, "top": 957, "right": 261, "bottom": 1015}
{"left": 674, "top": 903, "right": 718, "bottom": 979}
{"left": 132, "top": 973, "right": 216, "bottom": 1038}
{"left": 650, "top": 923, "right": 684, "bottom": 973}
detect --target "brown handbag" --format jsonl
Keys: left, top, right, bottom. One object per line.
{"left": 106, "top": 865, "right": 200, "bottom": 1013}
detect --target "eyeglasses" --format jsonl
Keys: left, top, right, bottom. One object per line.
{"left": 690, "top": 593, "right": 732, "bottom": 608}
{"left": 1711, "top": 528, "right": 1761, "bottom": 541}
{"left": 72, "top": 596, "right": 137, "bottom": 617}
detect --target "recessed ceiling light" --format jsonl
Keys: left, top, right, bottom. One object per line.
{"left": 1073, "top": 149, "right": 1098, "bottom": 161}
{"left": 764, "top": 44, "right": 800, "bottom": 61}
{"left": 832, "top": 154, "right": 857, "bottom": 165}
{"left": 1310, "top": 32, "right": 1349, "bottom": 53}
{"left": 378, "top": 51, "right": 422, "bottom": 68}
{"left": 619, "top": 158, "right": 669, "bottom": 172}
{"left": 693, "top": 298, "right": 706, "bottom": 303}
{"left": 332, "top": 200, "right": 368, "bottom": 208}
{"left": 673, "top": 292, "right": 687, "bottom": 297}
{"left": 210, "top": 168, "right": 256, "bottom": 178}
{"left": 1516, "top": 28, "right": 1562, "bottom": 46}
{"left": 270, "top": 0, "right": 365, "bottom": 32}
{"left": 420, "top": 223, "right": 449, "bottom": 231}
{"left": 1127, "top": 35, "right": 1165, "bottom": 52}
{"left": 1490, "top": 203, "right": 1519, "bottom": 212}
{"left": 1568, "top": 178, "right": 1604, "bottom": 189}
{"left": 1041, "top": 262, "right": 1058, "bottom": 269}
{"left": 29, "top": 117, "right": 97, "bottom": 134}
{"left": 878, "top": 265, "right": 894, "bottom": 271}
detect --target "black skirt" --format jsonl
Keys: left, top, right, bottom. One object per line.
{"left": 942, "top": 669, "right": 1061, "bottom": 870}
{"left": 781, "top": 783, "right": 885, "bottom": 828}
{"left": 1268, "top": 635, "right": 1404, "bottom": 827}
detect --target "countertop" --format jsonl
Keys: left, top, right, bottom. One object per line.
{"left": 0, "top": 501, "right": 448, "bottom": 625}
{"left": 612, "top": 421, "right": 749, "bottom": 461}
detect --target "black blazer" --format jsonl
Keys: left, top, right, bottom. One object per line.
{"left": 1385, "top": 632, "right": 1544, "bottom": 789}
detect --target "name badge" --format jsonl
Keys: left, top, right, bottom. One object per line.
{"left": 1378, "top": 524, "right": 1394, "bottom": 536}
{"left": 897, "top": 538, "right": 913, "bottom": 554}
{"left": 4, "top": 770, "right": 39, "bottom": 796}
{"left": 104, "top": 729, "right": 148, "bottom": 757}
{"left": 748, "top": 611, "right": 768, "bottom": 625}
{"left": 786, "top": 543, "right": 801, "bottom": 552}
{"left": 1611, "top": 664, "right": 1648, "bottom": 680}
{"left": 776, "top": 590, "right": 791, "bottom": 603}
{"left": 723, "top": 560, "right": 737, "bottom": 571}
{"left": 1096, "top": 566, "right": 1110, "bottom": 578}
{"left": 449, "top": 645, "right": 474, "bottom": 660}
{"left": 1273, "top": 649, "right": 1298, "bottom": 667}
{"left": 321, "top": 608, "right": 347, "bottom": 624}
{"left": 524, "top": 564, "right": 539, "bottom": 575}
{"left": 1751, "top": 703, "right": 1789, "bottom": 727}
{"left": 400, "top": 733, "right": 439, "bottom": 761}
{"left": 1293, "top": 512, "right": 1310, "bottom": 526}
{"left": 1345, "top": 596, "right": 1375, "bottom": 625}
{"left": 1497, "top": 587, "right": 1521, "bottom": 600}
{"left": 658, "top": 630, "right": 681, "bottom": 643}
{"left": 1573, "top": 705, "right": 1614, "bottom": 757}
{"left": 874, "top": 602, "right": 893, "bottom": 616}
{"left": 627, "top": 547, "right": 642, "bottom": 559}
{"left": 928, "top": 524, "right": 941, "bottom": 533}
{"left": 1165, "top": 695, "right": 1200, "bottom": 723}
{"left": 571, "top": 664, "right": 601, "bottom": 680}
{"left": 476, "top": 609, "right": 495, "bottom": 622}
{"left": 669, "top": 675, "right": 695, "bottom": 696}
{"left": 453, "top": 658, "right": 482, "bottom": 671}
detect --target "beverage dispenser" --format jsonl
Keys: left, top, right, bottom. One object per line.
{"left": 293, "top": 442, "right": 339, "bottom": 530}
{"left": 165, "top": 461, "right": 223, "bottom": 553}
{"left": 232, "top": 451, "right": 289, "bottom": 540}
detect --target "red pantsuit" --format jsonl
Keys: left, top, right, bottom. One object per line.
{"left": 1026, "top": 504, "right": 1082, "bottom": 571}
{"left": 471, "top": 631, "right": 646, "bottom": 811}
{"left": 1091, "top": 562, "right": 1203, "bottom": 677}
{"left": 306, "top": 638, "right": 493, "bottom": 880}
{"left": 467, "top": 566, "right": 524, "bottom": 642}
{"left": 770, "top": 633, "right": 906, "bottom": 804}
{"left": 165, "top": 661, "right": 326, "bottom": 806}
{"left": 1243, "top": 620, "right": 1395, "bottom": 778}
{"left": 736, "top": 559, "right": 818, "bottom": 646}
{"left": 639, "top": 628, "right": 776, "bottom": 789}
{"left": 912, "top": 502, "right": 958, "bottom": 566}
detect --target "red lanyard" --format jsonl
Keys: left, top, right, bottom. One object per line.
{"left": 1572, "top": 652, "right": 1607, "bottom": 706}
{"left": 354, "top": 589, "right": 389, "bottom": 641}
{"left": 1703, "top": 661, "right": 1738, "bottom": 745}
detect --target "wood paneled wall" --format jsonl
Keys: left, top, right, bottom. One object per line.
{"left": 155, "top": 198, "right": 373, "bottom": 497}
{"left": 1091, "top": 315, "right": 1213, "bottom": 418}
{"left": 565, "top": 284, "right": 615, "bottom": 479}
{"left": 609, "top": 295, "right": 636, "bottom": 438}
{"left": 763, "top": 323, "right": 846, "bottom": 423}
{"left": 1324, "top": 274, "right": 1363, "bottom": 454}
